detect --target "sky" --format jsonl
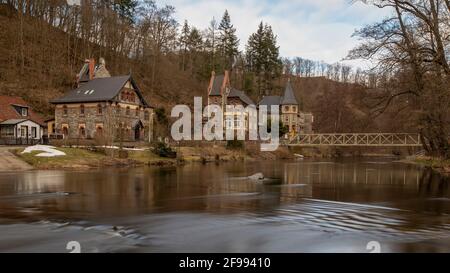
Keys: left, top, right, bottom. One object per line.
{"left": 159, "top": 0, "right": 393, "bottom": 69}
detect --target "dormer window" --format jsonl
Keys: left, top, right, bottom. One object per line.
{"left": 21, "top": 107, "right": 28, "bottom": 117}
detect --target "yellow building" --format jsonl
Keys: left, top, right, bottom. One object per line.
{"left": 259, "top": 80, "right": 313, "bottom": 137}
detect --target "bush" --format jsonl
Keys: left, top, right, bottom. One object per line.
{"left": 153, "top": 142, "right": 177, "bottom": 158}
{"left": 226, "top": 140, "right": 244, "bottom": 150}
{"left": 118, "top": 150, "right": 129, "bottom": 159}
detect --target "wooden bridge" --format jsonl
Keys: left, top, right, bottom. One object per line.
{"left": 286, "top": 133, "right": 422, "bottom": 147}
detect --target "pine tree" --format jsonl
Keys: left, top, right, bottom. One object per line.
{"left": 262, "top": 24, "right": 282, "bottom": 94}
{"left": 187, "top": 27, "right": 204, "bottom": 72}
{"left": 179, "top": 20, "right": 190, "bottom": 71}
{"left": 246, "top": 22, "right": 281, "bottom": 97}
{"left": 218, "top": 10, "right": 239, "bottom": 71}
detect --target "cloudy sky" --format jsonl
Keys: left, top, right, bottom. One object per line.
{"left": 159, "top": 0, "right": 393, "bottom": 68}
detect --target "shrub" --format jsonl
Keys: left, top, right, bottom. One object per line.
{"left": 153, "top": 142, "right": 177, "bottom": 158}
{"left": 226, "top": 140, "right": 244, "bottom": 150}
{"left": 118, "top": 149, "right": 129, "bottom": 159}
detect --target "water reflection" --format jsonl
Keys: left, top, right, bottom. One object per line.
{"left": 0, "top": 158, "right": 449, "bottom": 252}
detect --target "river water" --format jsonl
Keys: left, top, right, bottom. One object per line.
{"left": 0, "top": 158, "right": 449, "bottom": 253}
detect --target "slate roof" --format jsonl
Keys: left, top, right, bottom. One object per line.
{"left": 0, "top": 119, "right": 28, "bottom": 125}
{"left": 51, "top": 75, "right": 151, "bottom": 107}
{"left": 259, "top": 95, "right": 281, "bottom": 107}
{"left": 228, "top": 88, "right": 256, "bottom": 106}
{"left": 209, "top": 75, "right": 225, "bottom": 96}
{"left": 0, "top": 95, "right": 45, "bottom": 125}
{"left": 280, "top": 81, "right": 299, "bottom": 105}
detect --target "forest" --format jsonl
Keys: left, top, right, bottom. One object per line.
{"left": 0, "top": 0, "right": 448, "bottom": 157}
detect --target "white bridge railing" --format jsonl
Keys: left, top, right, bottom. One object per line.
{"left": 286, "top": 133, "right": 422, "bottom": 147}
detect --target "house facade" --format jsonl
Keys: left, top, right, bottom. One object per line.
{"left": 259, "top": 80, "right": 314, "bottom": 137}
{"left": 0, "top": 95, "right": 45, "bottom": 144}
{"left": 51, "top": 59, "right": 154, "bottom": 143}
{"left": 207, "top": 71, "right": 257, "bottom": 133}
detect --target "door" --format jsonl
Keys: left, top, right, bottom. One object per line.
{"left": 134, "top": 126, "right": 141, "bottom": 141}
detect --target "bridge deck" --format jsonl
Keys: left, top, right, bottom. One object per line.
{"left": 286, "top": 133, "right": 422, "bottom": 147}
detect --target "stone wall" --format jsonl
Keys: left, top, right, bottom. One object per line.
{"left": 55, "top": 102, "right": 154, "bottom": 142}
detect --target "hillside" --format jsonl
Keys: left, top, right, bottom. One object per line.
{"left": 0, "top": 4, "right": 206, "bottom": 120}
{"left": 0, "top": 3, "right": 411, "bottom": 134}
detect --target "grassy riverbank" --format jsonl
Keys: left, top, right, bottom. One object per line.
{"left": 16, "top": 148, "right": 138, "bottom": 170}
{"left": 13, "top": 145, "right": 256, "bottom": 170}
{"left": 409, "top": 156, "right": 450, "bottom": 175}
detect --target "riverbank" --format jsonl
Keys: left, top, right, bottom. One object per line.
{"left": 8, "top": 145, "right": 276, "bottom": 170}
{"left": 0, "top": 150, "right": 33, "bottom": 172}
{"left": 402, "top": 156, "right": 450, "bottom": 175}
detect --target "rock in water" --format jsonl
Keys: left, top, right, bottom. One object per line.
{"left": 248, "top": 173, "right": 264, "bottom": 180}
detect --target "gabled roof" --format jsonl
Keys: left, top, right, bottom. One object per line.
{"left": 0, "top": 95, "right": 45, "bottom": 125}
{"left": 280, "top": 81, "right": 299, "bottom": 105}
{"left": 209, "top": 75, "right": 225, "bottom": 96}
{"left": 259, "top": 95, "right": 281, "bottom": 107}
{"left": 0, "top": 119, "right": 28, "bottom": 125}
{"left": 51, "top": 75, "right": 151, "bottom": 107}
{"left": 228, "top": 88, "right": 256, "bottom": 106}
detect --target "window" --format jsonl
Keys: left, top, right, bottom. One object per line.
{"left": 31, "top": 127, "right": 37, "bottom": 138}
{"left": 63, "top": 105, "right": 68, "bottom": 116}
{"left": 21, "top": 107, "right": 28, "bottom": 117}
{"left": 79, "top": 125, "right": 86, "bottom": 138}
{"left": 96, "top": 124, "right": 103, "bottom": 137}
{"left": 144, "top": 111, "right": 150, "bottom": 121}
{"left": 80, "top": 104, "right": 85, "bottom": 115}
{"left": 235, "top": 118, "right": 243, "bottom": 129}
{"left": 97, "top": 104, "right": 103, "bottom": 115}
{"left": 62, "top": 125, "right": 69, "bottom": 137}
{"left": 20, "top": 126, "right": 27, "bottom": 138}
{"left": 126, "top": 106, "right": 131, "bottom": 116}
{"left": 225, "top": 117, "right": 233, "bottom": 129}
{"left": 0, "top": 126, "right": 14, "bottom": 137}
{"left": 284, "top": 106, "right": 289, "bottom": 112}
{"left": 135, "top": 108, "right": 139, "bottom": 117}
{"left": 292, "top": 106, "right": 297, "bottom": 112}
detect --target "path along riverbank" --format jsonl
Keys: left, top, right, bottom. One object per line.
{"left": 0, "top": 150, "right": 33, "bottom": 172}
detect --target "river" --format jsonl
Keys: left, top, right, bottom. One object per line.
{"left": 0, "top": 158, "right": 449, "bottom": 253}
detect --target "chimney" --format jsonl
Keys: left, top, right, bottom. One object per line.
{"left": 88, "top": 58, "right": 95, "bottom": 80}
{"left": 223, "top": 70, "right": 230, "bottom": 95}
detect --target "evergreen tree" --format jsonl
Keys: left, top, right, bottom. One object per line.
{"left": 218, "top": 10, "right": 239, "bottom": 71}
{"left": 179, "top": 20, "right": 190, "bottom": 71}
{"left": 187, "top": 27, "right": 204, "bottom": 72}
{"left": 246, "top": 22, "right": 281, "bottom": 97}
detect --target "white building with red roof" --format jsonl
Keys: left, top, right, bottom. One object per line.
{"left": 0, "top": 95, "right": 45, "bottom": 144}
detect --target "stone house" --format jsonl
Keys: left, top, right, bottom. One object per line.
{"left": 51, "top": 59, "right": 154, "bottom": 143}
{"left": 207, "top": 71, "right": 256, "bottom": 133}
{"left": 0, "top": 95, "right": 45, "bottom": 144}
{"left": 259, "top": 80, "right": 314, "bottom": 137}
